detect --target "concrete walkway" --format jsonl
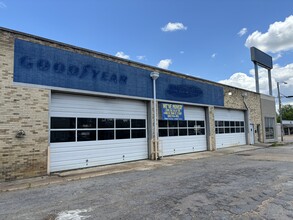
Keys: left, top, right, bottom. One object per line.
{"left": 0, "top": 144, "right": 268, "bottom": 192}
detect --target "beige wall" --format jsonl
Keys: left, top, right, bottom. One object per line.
{"left": 0, "top": 30, "right": 50, "bottom": 181}
{"left": 260, "top": 94, "right": 277, "bottom": 142}
{"left": 222, "top": 86, "right": 263, "bottom": 143}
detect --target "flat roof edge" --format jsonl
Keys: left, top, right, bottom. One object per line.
{"left": 0, "top": 26, "right": 260, "bottom": 95}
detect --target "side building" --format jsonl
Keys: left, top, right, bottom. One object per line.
{"left": 0, "top": 27, "right": 277, "bottom": 181}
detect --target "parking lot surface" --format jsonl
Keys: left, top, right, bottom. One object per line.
{"left": 1, "top": 144, "right": 293, "bottom": 220}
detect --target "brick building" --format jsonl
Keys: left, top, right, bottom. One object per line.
{"left": 0, "top": 27, "right": 277, "bottom": 181}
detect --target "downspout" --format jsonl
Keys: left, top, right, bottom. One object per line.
{"left": 242, "top": 92, "right": 250, "bottom": 144}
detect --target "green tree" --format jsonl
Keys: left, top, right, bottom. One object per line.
{"left": 277, "top": 104, "right": 293, "bottom": 122}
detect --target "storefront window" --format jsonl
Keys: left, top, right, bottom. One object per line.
{"left": 265, "top": 117, "right": 275, "bottom": 139}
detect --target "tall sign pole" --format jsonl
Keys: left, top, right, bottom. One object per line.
{"left": 250, "top": 47, "right": 273, "bottom": 95}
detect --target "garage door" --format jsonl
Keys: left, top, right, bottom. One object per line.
{"left": 50, "top": 93, "right": 148, "bottom": 172}
{"left": 215, "top": 108, "right": 246, "bottom": 149}
{"left": 158, "top": 106, "right": 207, "bottom": 156}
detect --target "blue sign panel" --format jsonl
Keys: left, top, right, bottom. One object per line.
{"left": 14, "top": 39, "right": 224, "bottom": 106}
{"left": 161, "top": 103, "right": 185, "bottom": 120}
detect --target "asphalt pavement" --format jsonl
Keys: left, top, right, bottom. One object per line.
{"left": 1, "top": 143, "right": 293, "bottom": 219}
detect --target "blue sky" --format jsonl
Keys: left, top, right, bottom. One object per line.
{"left": 1, "top": 0, "right": 293, "bottom": 104}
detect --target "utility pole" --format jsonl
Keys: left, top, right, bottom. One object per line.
{"left": 277, "top": 82, "right": 283, "bottom": 142}
{"left": 277, "top": 82, "right": 287, "bottom": 142}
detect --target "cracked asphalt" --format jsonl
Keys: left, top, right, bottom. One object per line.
{"left": 1, "top": 145, "right": 293, "bottom": 220}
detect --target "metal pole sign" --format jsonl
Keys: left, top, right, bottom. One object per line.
{"left": 250, "top": 47, "right": 273, "bottom": 95}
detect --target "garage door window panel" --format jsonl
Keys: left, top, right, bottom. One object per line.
{"left": 159, "top": 119, "right": 204, "bottom": 137}
{"left": 51, "top": 117, "right": 76, "bottom": 129}
{"left": 132, "top": 129, "right": 146, "bottom": 138}
{"left": 77, "top": 130, "right": 96, "bottom": 141}
{"left": 116, "top": 119, "right": 130, "bottom": 128}
{"left": 131, "top": 119, "right": 145, "bottom": 128}
{"left": 50, "top": 130, "right": 76, "bottom": 143}
{"left": 116, "top": 130, "right": 130, "bottom": 139}
{"left": 98, "top": 130, "right": 114, "bottom": 140}
{"left": 131, "top": 119, "right": 146, "bottom": 139}
{"left": 169, "top": 129, "right": 178, "bottom": 136}
{"left": 215, "top": 120, "right": 245, "bottom": 134}
{"left": 78, "top": 118, "right": 96, "bottom": 128}
{"left": 98, "top": 118, "right": 114, "bottom": 128}
{"left": 179, "top": 129, "right": 188, "bottom": 136}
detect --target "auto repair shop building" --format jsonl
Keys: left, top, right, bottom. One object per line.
{"left": 0, "top": 27, "right": 277, "bottom": 181}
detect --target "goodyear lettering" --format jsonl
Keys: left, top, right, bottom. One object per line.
{"left": 19, "top": 56, "right": 128, "bottom": 85}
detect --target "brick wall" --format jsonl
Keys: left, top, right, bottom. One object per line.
{"left": 0, "top": 30, "right": 50, "bottom": 181}
{"left": 223, "top": 87, "right": 263, "bottom": 143}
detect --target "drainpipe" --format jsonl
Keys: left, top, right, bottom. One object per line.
{"left": 150, "top": 72, "right": 159, "bottom": 160}
{"left": 242, "top": 92, "right": 251, "bottom": 144}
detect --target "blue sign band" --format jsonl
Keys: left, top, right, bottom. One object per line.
{"left": 14, "top": 39, "right": 224, "bottom": 106}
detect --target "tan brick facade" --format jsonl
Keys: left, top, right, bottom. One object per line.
{"left": 0, "top": 28, "right": 269, "bottom": 182}
{"left": 0, "top": 31, "right": 49, "bottom": 181}
{"left": 223, "top": 86, "right": 263, "bottom": 143}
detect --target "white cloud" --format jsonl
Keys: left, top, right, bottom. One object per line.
{"left": 211, "top": 53, "right": 216, "bottom": 58}
{"left": 0, "top": 2, "right": 7, "bottom": 8}
{"left": 157, "top": 59, "right": 172, "bottom": 69}
{"left": 137, "top": 55, "right": 146, "bottom": 60}
{"left": 238, "top": 28, "right": 247, "bottom": 37}
{"left": 219, "top": 72, "right": 256, "bottom": 92}
{"left": 115, "top": 51, "right": 130, "bottom": 59}
{"left": 161, "top": 22, "right": 187, "bottom": 32}
{"left": 245, "top": 15, "right": 293, "bottom": 53}
{"left": 273, "top": 53, "right": 282, "bottom": 61}
{"left": 219, "top": 63, "right": 293, "bottom": 104}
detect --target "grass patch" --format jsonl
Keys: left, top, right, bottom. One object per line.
{"left": 270, "top": 142, "right": 293, "bottom": 147}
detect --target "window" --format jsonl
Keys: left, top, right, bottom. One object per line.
{"left": 98, "top": 118, "right": 114, "bottom": 128}
{"left": 158, "top": 119, "right": 205, "bottom": 137}
{"left": 116, "top": 130, "right": 130, "bottom": 139}
{"left": 131, "top": 119, "right": 146, "bottom": 139}
{"left": 50, "top": 117, "right": 146, "bottom": 143}
{"left": 50, "top": 117, "right": 76, "bottom": 143}
{"left": 265, "top": 117, "right": 275, "bottom": 139}
{"left": 78, "top": 118, "right": 96, "bottom": 128}
{"left": 77, "top": 130, "right": 96, "bottom": 141}
{"left": 132, "top": 129, "right": 146, "bottom": 138}
{"left": 215, "top": 120, "right": 245, "bottom": 134}
{"left": 98, "top": 130, "right": 114, "bottom": 140}
{"left": 51, "top": 117, "right": 75, "bottom": 129}
{"left": 116, "top": 119, "right": 130, "bottom": 128}
{"left": 132, "top": 119, "right": 146, "bottom": 128}
{"left": 50, "top": 130, "right": 75, "bottom": 143}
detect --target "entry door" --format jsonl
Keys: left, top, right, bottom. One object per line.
{"left": 250, "top": 124, "right": 255, "bottom": 145}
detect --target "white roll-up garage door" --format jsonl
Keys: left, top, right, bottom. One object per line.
{"left": 158, "top": 106, "right": 207, "bottom": 156}
{"left": 49, "top": 93, "right": 148, "bottom": 172}
{"left": 215, "top": 108, "right": 246, "bottom": 149}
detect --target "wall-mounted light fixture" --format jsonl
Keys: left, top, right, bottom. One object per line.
{"left": 15, "top": 130, "right": 26, "bottom": 138}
